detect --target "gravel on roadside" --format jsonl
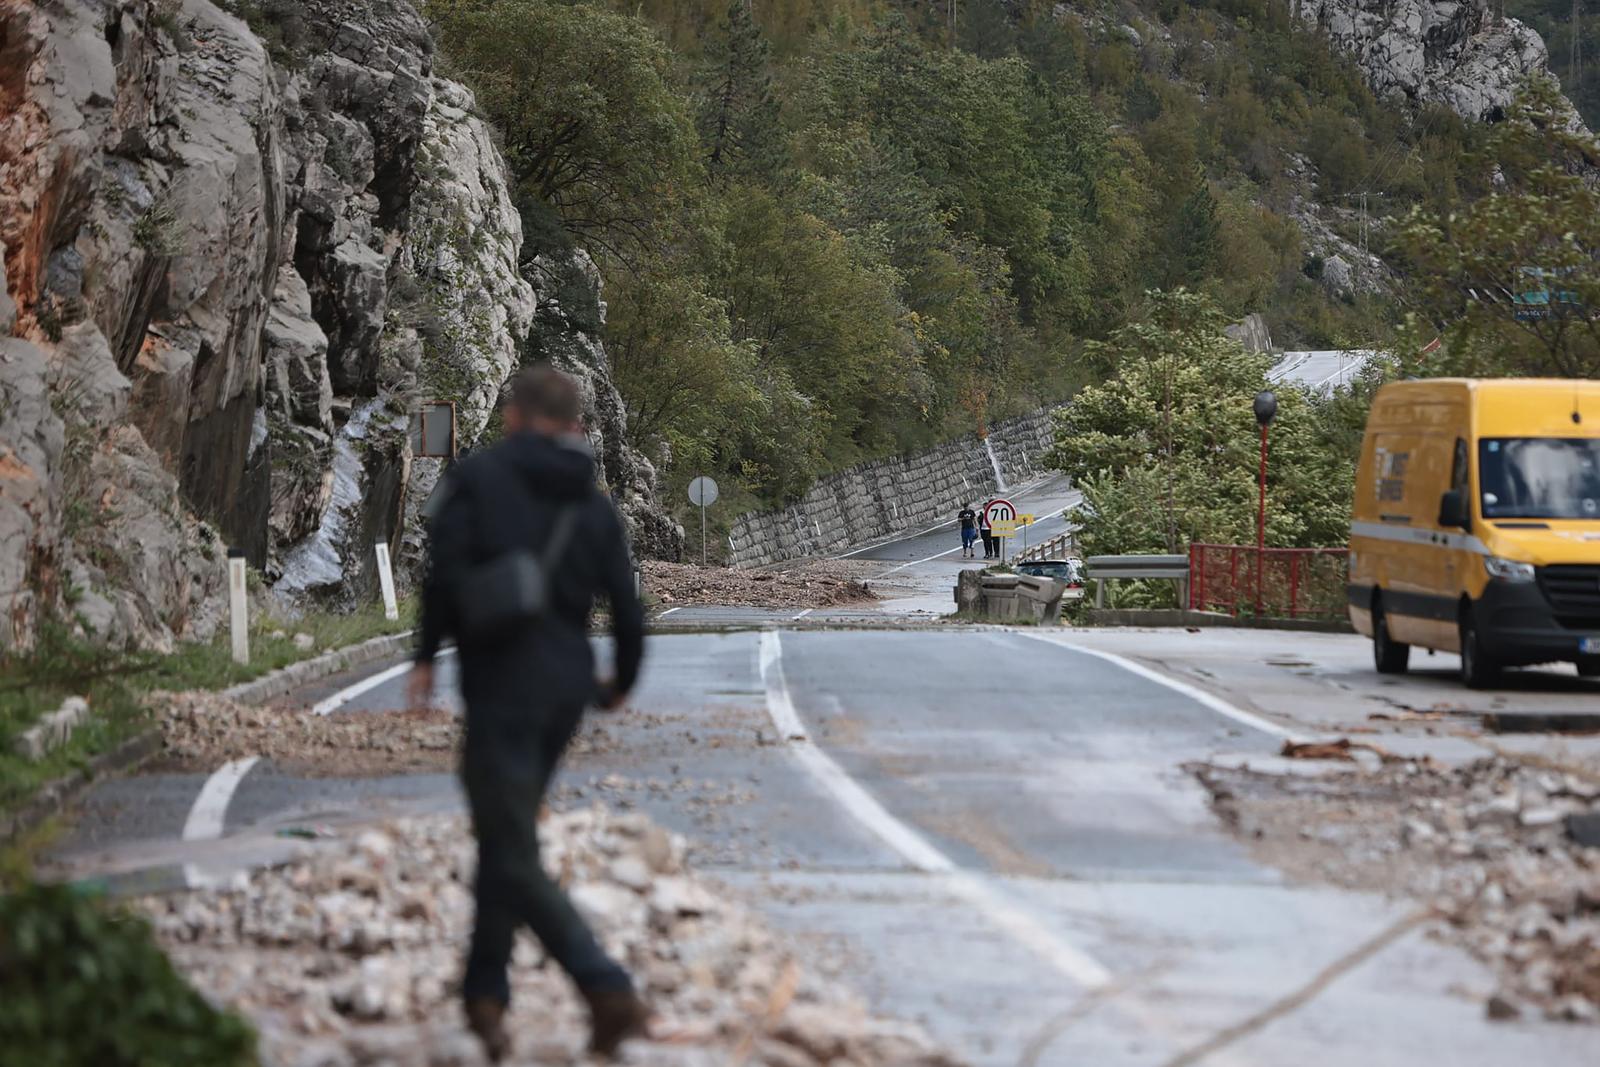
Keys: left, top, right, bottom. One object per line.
{"left": 140, "top": 807, "right": 965, "bottom": 1067}
{"left": 644, "top": 560, "right": 876, "bottom": 609}
{"left": 1191, "top": 751, "right": 1600, "bottom": 1023}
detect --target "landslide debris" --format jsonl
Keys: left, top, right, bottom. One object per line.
{"left": 644, "top": 561, "right": 876, "bottom": 609}
{"left": 155, "top": 691, "right": 459, "bottom": 777}
{"left": 140, "top": 808, "right": 964, "bottom": 1067}
{"left": 1192, "top": 752, "right": 1600, "bottom": 1023}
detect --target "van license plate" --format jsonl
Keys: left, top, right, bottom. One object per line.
{"left": 1583, "top": 637, "right": 1600, "bottom": 655}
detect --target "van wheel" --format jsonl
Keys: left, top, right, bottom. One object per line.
{"left": 1372, "top": 599, "right": 1410, "bottom": 674}
{"left": 1459, "top": 605, "right": 1500, "bottom": 689}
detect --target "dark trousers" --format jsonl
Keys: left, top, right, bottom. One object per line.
{"left": 980, "top": 529, "right": 993, "bottom": 557}
{"left": 460, "top": 703, "right": 631, "bottom": 1005}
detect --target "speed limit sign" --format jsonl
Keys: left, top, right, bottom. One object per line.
{"left": 984, "top": 498, "right": 1017, "bottom": 527}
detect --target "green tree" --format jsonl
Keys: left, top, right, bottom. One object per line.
{"left": 427, "top": 0, "right": 701, "bottom": 258}
{"left": 1049, "top": 290, "right": 1358, "bottom": 560}
{"left": 1394, "top": 79, "right": 1600, "bottom": 378}
{"left": 697, "top": 1, "right": 785, "bottom": 182}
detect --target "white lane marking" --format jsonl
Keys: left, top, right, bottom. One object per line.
{"left": 792, "top": 608, "right": 814, "bottom": 620}
{"left": 659, "top": 606, "right": 682, "bottom": 616}
{"left": 1016, "top": 633, "right": 1304, "bottom": 742}
{"left": 757, "top": 630, "right": 1113, "bottom": 988}
{"left": 182, "top": 756, "right": 261, "bottom": 842}
{"left": 311, "top": 647, "right": 457, "bottom": 716}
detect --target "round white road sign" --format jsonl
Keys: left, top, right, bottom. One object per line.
{"left": 688, "top": 476, "right": 720, "bottom": 508}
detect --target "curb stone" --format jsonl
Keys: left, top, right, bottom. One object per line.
{"left": 2, "top": 631, "right": 415, "bottom": 845}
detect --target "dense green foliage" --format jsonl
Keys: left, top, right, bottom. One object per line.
{"left": 1507, "top": 1, "right": 1599, "bottom": 129}
{"left": 0, "top": 881, "right": 256, "bottom": 1066}
{"left": 425, "top": 0, "right": 1476, "bottom": 508}
{"left": 1394, "top": 79, "right": 1600, "bottom": 379}
{"left": 1047, "top": 291, "right": 1372, "bottom": 567}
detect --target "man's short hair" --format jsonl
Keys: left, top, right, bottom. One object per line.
{"left": 509, "top": 364, "right": 582, "bottom": 424}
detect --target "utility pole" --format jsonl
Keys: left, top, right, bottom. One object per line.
{"left": 1574, "top": 0, "right": 1584, "bottom": 91}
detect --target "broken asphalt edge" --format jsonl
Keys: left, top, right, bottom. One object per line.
{"left": 1, "top": 631, "right": 416, "bottom": 846}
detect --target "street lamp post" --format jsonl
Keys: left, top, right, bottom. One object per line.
{"left": 1253, "top": 390, "right": 1277, "bottom": 616}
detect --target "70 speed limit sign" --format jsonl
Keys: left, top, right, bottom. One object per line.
{"left": 985, "top": 498, "right": 1018, "bottom": 537}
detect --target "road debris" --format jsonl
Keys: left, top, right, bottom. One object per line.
{"left": 154, "top": 691, "right": 459, "bottom": 776}
{"left": 644, "top": 561, "right": 876, "bottom": 609}
{"left": 139, "top": 808, "right": 964, "bottom": 1066}
{"left": 1192, "top": 754, "right": 1600, "bottom": 1023}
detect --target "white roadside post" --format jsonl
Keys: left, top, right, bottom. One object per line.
{"left": 374, "top": 542, "right": 399, "bottom": 621}
{"left": 227, "top": 548, "right": 249, "bottom": 665}
{"left": 688, "top": 475, "right": 720, "bottom": 567}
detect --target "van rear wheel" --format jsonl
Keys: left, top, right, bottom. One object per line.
{"left": 1372, "top": 600, "right": 1410, "bottom": 674}
{"left": 1459, "top": 606, "right": 1500, "bottom": 689}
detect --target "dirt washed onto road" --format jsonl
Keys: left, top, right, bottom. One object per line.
{"left": 156, "top": 691, "right": 460, "bottom": 776}
{"left": 644, "top": 560, "right": 876, "bottom": 609}
{"left": 141, "top": 807, "right": 963, "bottom": 1067}
{"left": 1192, "top": 751, "right": 1600, "bottom": 1023}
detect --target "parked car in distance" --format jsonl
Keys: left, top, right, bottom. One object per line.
{"left": 1016, "top": 559, "right": 1084, "bottom": 587}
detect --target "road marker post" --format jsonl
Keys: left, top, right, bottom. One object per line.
{"left": 374, "top": 542, "right": 399, "bottom": 621}
{"left": 227, "top": 549, "right": 249, "bottom": 665}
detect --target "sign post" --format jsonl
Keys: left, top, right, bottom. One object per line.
{"left": 984, "top": 498, "right": 1018, "bottom": 565}
{"left": 227, "top": 549, "right": 249, "bottom": 665}
{"left": 688, "top": 476, "right": 720, "bottom": 567}
{"left": 374, "top": 542, "right": 400, "bottom": 622}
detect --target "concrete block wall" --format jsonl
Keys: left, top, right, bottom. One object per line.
{"left": 728, "top": 408, "right": 1060, "bottom": 567}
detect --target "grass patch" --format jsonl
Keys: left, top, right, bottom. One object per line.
{"left": 0, "top": 600, "right": 414, "bottom": 824}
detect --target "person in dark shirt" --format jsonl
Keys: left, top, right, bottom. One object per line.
{"left": 408, "top": 366, "right": 648, "bottom": 1061}
{"left": 958, "top": 503, "right": 978, "bottom": 558}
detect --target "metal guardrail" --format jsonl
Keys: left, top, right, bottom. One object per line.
{"left": 1084, "top": 554, "right": 1190, "bottom": 609}
{"left": 1016, "top": 532, "right": 1075, "bottom": 563}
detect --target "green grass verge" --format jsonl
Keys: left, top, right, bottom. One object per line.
{"left": 0, "top": 599, "right": 414, "bottom": 823}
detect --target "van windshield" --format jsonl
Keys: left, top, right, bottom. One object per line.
{"left": 1478, "top": 438, "right": 1600, "bottom": 519}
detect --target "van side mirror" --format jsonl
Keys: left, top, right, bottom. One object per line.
{"left": 1438, "top": 489, "right": 1470, "bottom": 530}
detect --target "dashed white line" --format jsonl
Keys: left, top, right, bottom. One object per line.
{"left": 757, "top": 630, "right": 1113, "bottom": 989}
{"left": 182, "top": 756, "right": 261, "bottom": 842}
{"left": 1015, "top": 632, "right": 1304, "bottom": 741}
{"left": 311, "top": 647, "right": 456, "bottom": 716}
{"left": 659, "top": 606, "right": 683, "bottom": 617}
{"left": 792, "top": 608, "right": 814, "bottom": 621}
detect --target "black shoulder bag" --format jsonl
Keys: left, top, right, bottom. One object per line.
{"left": 456, "top": 505, "right": 581, "bottom": 642}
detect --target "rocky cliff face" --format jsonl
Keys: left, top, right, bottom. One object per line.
{"left": 1296, "top": 0, "right": 1562, "bottom": 122}
{"left": 0, "top": 0, "right": 556, "bottom": 650}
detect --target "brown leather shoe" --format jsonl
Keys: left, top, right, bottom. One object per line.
{"left": 465, "top": 997, "right": 511, "bottom": 1063}
{"left": 583, "top": 987, "right": 650, "bottom": 1057}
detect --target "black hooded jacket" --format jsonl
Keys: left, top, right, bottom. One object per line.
{"left": 416, "top": 432, "right": 645, "bottom": 710}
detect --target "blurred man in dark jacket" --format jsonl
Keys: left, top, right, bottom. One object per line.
{"left": 407, "top": 365, "right": 647, "bottom": 1061}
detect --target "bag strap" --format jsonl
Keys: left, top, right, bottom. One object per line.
{"left": 540, "top": 505, "right": 581, "bottom": 571}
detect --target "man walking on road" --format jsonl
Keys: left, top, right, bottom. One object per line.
{"left": 408, "top": 366, "right": 648, "bottom": 1062}
{"left": 958, "top": 502, "right": 978, "bottom": 558}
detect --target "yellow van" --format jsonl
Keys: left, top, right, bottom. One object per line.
{"left": 1348, "top": 379, "right": 1600, "bottom": 687}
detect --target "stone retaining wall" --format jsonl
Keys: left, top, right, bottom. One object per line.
{"left": 728, "top": 408, "right": 1060, "bottom": 567}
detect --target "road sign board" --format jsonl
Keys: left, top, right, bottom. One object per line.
{"left": 984, "top": 498, "right": 1017, "bottom": 527}
{"left": 409, "top": 401, "right": 457, "bottom": 458}
{"left": 688, "top": 476, "right": 720, "bottom": 507}
{"left": 1018, "top": 514, "right": 1035, "bottom": 525}
{"left": 991, "top": 519, "right": 1018, "bottom": 536}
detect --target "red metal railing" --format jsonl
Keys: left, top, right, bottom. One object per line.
{"left": 1188, "top": 544, "right": 1349, "bottom": 619}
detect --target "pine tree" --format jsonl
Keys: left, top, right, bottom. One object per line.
{"left": 1163, "top": 176, "right": 1220, "bottom": 287}
{"left": 698, "top": 1, "right": 784, "bottom": 182}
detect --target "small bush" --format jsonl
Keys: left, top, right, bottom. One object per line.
{"left": 132, "top": 201, "right": 183, "bottom": 257}
{"left": 0, "top": 880, "right": 257, "bottom": 1066}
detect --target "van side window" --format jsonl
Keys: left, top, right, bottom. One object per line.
{"left": 1451, "top": 438, "right": 1469, "bottom": 496}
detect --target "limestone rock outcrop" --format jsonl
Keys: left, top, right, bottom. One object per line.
{"left": 0, "top": 0, "right": 676, "bottom": 649}
{"left": 1296, "top": 0, "right": 1565, "bottom": 122}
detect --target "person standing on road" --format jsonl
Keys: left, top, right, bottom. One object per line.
{"left": 958, "top": 502, "right": 978, "bottom": 558}
{"left": 407, "top": 365, "right": 649, "bottom": 1062}
{"left": 978, "top": 499, "right": 994, "bottom": 559}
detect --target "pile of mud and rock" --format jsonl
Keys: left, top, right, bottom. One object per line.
{"left": 141, "top": 808, "right": 962, "bottom": 1066}
{"left": 156, "top": 691, "right": 459, "bottom": 776}
{"left": 1194, "top": 750, "right": 1600, "bottom": 1023}
{"left": 643, "top": 561, "right": 876, "bottom": 610}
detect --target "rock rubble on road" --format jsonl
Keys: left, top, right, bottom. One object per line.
{"left": 1194, "top": 752, "right": 1600, "bottom": 1024}
{"left": 644, "top": 561, "right": 876, "bottom": 609}
{"left": 155, "top": 691, "right": 459, "bottom": 776}
{"left": 141, "top": 807, "right": 964, "bottom": 1067}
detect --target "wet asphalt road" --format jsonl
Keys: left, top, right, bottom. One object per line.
{"left": 47, "top": 624, "right": 1598, "bottom": 1065}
